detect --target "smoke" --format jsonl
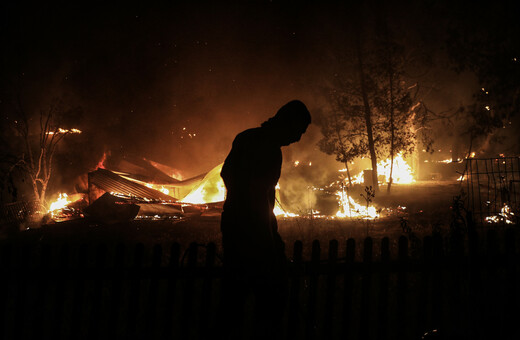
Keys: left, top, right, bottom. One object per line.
{"left": 4, "top": 1, "right": 513, "bottom": 207}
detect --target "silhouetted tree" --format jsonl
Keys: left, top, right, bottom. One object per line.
{"left": 9, "top": 98, "right": 82, "bottom": 217}
{"left": 319, "top": 6, "right": 428, "bottom": 193}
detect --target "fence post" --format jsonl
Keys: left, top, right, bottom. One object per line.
{"left": 323, "top": 239, "right": 338, "bottom": 340}
{"left": 107, "top": 243, "right": 125, "bottom": 339}
{"left": 163, "top": 243, "right": 180, "bottom": 338}
{"left": 360, "top": 237, "right": 373, "bottom": 340}
{"left": 181, "top": 242, "right": 198, "bottom": 340}
{"left": 144, "top": 244, "right": 162, "bottom": 340}
{"left": 305, "top": 240, "right": 320, "bottom": 340}
{"left": 288, "top": 240, "right": 303, "bottom": 340}
{"left": 396, "top": 236, "right": 408, "bottom": 339}
{"left": 87, "top": 244, "right": 107, "bottom": 340}
{"left": 199, "top": 242, "right": 216, "bottom": 340}
{"left": 341, "top": 238, "right": 355, "bottom": 339}
{"left": 377, "top": 237, "right": 390, "bottom": 340}
{"left": 126, "top": 243, "right": 144, "bottom": 339}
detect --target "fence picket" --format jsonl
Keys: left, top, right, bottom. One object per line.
{"left": 144, "top": 244, "right": 162, "bottom": 340}
{"left": 431, "top": 234, "right": 443, "bottom": 333}
{"left": 323, "top": 239, "right": 338, "bottom": 340}
{"left": 107, "top": 243, "right": 125, "bottom": 339}
{"left": 360, "top": 237, "right": 373, "bottom": 340}
{"left": 181, "top": 242, "right": 198, "bottom": 340}
{"left": 484, "top": 229, "right": 500, "bottom": 339}
{"left": 126, "top": 243, "right": 144, "bottom": 339}
{"left": 467, "top": 229, "right": 482, "bottom": 340}
{"left": 163, "top": 243, "right": 180, "bottom": 338}
{"left": 288, "top": 240, "right": 303, "bottom": 340}
{"left": 504, "top": 228, "right": 517, "bottom": 339}
{"left": 447, "top": 234, "right": 464, "bottom": 336}
{"left": 87, "top": 243, "right": 107, "bottom": 339}
{"left": 199, "top": 242, "right": 216, "bottom": 340}
{"left": 0, "top": 243, "right": 12, "bottom": 340}
{"left": 12, "top": 244, "right": 30, "bottom": 340}
{"left": 30, "top": 244, "right": 51, "bottom": 340}
{"left": 305, "top": 240, "right": 320, "bottom": 340}
{"left": 396, "top": 236, "right": 408, "bottom": 339}
{"left": 416, "top": 236, "right": 432, "bottom": 338}
{"left": 377, "top": 237, "right": 390, "bottom": 340}
{"left": 51, "top": 244, "right": 69, "bottom": 340}
{"left": 342, "top": 238, "right": 355, "bottom": 339}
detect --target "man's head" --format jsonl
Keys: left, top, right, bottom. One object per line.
{"left": 262, "top": 100, "right": 311, "bottom": 146}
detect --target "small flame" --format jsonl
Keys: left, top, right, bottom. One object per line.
{"left": 273, "top": 204, "right": 299, "bottom": 217}
{"left": 47, "top": 193, "right": 71, "bottom": 217}
{"left": 335, "top": 191, "right": 378, "bottom": 219}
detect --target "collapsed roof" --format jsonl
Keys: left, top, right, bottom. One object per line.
{"left": 89, "top": 168, "right": 177, "bottom": 202}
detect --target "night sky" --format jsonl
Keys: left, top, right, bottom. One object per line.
{"left": 1, "top": 1, "right": 518, "bottom": 190}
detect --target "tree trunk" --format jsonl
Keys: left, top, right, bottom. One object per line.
{"left": 387, "top": 64, "right": 395, "bottom": 193}
{"left": 355, "top": 33, "right": 379, "bottom": 191}
{"left": 342, "top": 161, "right": 353, "bottom": 186}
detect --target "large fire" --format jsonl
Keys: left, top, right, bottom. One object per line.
{"left": 180, "top": 164, "right": 226, "bottom": 204}
{"left": 44, "top": 153, "right": 417, "bottom": 222}
{"left": 348, "top": 153, "right": 415, "bottom": 185}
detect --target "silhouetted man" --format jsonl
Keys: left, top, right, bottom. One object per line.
{"left": 219, "top": 100, "right": 311, "bottom": 340}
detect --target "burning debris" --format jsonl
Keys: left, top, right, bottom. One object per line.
{"left": 485, "top": 204, "right": 516, "bottom": 225}
{"left": 32, "top": 151, "right": 519, "bottom": 228}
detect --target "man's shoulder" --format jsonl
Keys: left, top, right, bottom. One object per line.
{"left": 234, "top": 127, "right": 265, "bottom": 144}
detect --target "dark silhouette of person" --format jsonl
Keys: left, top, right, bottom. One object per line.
{"left": 218, "top": 100, "right": 311, "bottom": 340}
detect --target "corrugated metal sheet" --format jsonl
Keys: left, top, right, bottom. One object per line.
{"left": 89, "top": 168, "right": 176, "bottom": 202}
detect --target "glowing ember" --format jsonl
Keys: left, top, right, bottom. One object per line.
{"left": 180, "top": 164, "right": 226, "bottom": 204}
{"left": 485, "top": 204, "right": 515, "bottom": 224}
{"left": 335, "top": 191, "right": 378, "bottom": 219}
{"left": 46, "top": 128, "right": 82, "bottom": 135}
{"left": 294, "top": 160, "right": 300, "bottom": 167}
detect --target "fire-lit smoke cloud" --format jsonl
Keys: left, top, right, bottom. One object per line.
{"left": 2, "top": 1, "right": 508, "bottom": 202}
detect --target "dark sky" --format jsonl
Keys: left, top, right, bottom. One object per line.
{"left": 1, "top": 1, "right": 515, "bottom": 183}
